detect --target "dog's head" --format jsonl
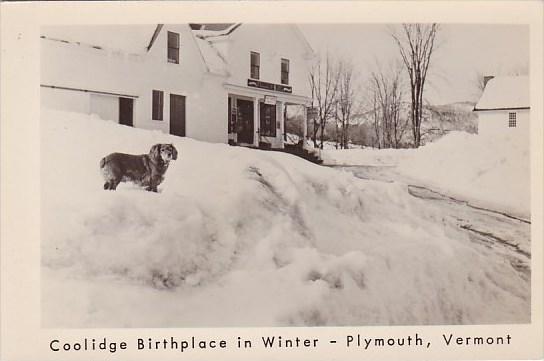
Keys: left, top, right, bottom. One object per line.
{"left": 150, "top": 144, "right": 178, "bottom": 162}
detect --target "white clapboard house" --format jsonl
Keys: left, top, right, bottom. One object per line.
{"left": 41, "top": 24, "right": 314, "bottom": 149}
{"left": 473, "top": 75, "right": 530, "bottom": 137}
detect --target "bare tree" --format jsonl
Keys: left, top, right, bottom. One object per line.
{"left": 309, "top": 52, "right": 341, "bottom": 149}
{"left": 337, "top": 60, "right": 356, "bottom": 149}
{"left": 368, "top": 62, "right": 408, "bottom": 148}
{"left": 371, "top": 91, "right": 381, "bottom": 148}
{"left": 391, "top": 24, "right": 439, "bottom": 147}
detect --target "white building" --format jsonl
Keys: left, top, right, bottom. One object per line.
{"left": 474, "top": 76, "right": 530, "bottom": 138}
{"left": 41, "top": 24, "right": 313, "bottom": 148}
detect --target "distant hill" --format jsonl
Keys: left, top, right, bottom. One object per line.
{"left": 421, "top": 101, "right": 478, "bottom": 144}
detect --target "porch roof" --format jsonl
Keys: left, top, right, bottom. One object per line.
{"left": 224, "top": 83, "right": 311, "bottom": 105}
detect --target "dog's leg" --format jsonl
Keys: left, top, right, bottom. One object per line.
{"left": 145, "top": 185, "right": 158, "bottom": 192}
{"left": 104, "top": 182, "right": 110, "bottom": 190}
{"left": 146, "top": 175, "right": 161, "bottom": 192}
{"left": 109, "top": 179, "right": 121, "bottom": 191}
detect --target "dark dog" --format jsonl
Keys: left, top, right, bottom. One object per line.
{"left": 100, "top": 144, "right": 178, "bottom": 192}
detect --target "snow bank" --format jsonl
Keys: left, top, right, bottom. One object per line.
{"left": 322, "top": 132, "right": 530, "bottom": 218}
{"left": 41, "top": 109, "right": 529, "bottom": 327}
{"left": 397, "top": 132, "right": 530, "bottom": 218}
{"left": 322, "top": 147, "right": 414, "bottom": 166}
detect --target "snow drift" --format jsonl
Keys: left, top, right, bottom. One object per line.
{"left": 323, "top": 131, "right": 530, "bottom": 218}
{"left": 41, "top": 109, "right": 529, "bottom": 327}
{"left": 397, "top": 132, "right": 530, "bottom": 218}
{"left": 321, "top": 147, "right": 414, "bottom": 167}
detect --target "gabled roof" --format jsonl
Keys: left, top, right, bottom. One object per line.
{"left": 189, "top": 23, "right": 236, "bottom": 31}
{"left": 41, "top": 24, "right": 225, "bottom": 76}
{"left": 190, "top": 23, "right": 242, "bottom": 76}
{"left": 474, "top": 75, "right": 530, "bottom": 111}
{"left": 190, "top": 24, "right": 314, "bottom": 77}
{"left": 193, "top": 36, "right": 229, "bottom": 76}
{"left": 192, "top": 23, "right": 242, "bottom": 39}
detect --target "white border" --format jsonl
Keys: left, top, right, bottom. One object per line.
{"left": 1, "top": 1, "right": 542, "bottom": 360}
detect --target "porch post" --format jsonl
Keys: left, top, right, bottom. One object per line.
{"left": 253, "top": 96, "right": 260, "bottom": 147}
{"left": 278, "top": 101, "right": 285, "bottom": 149}
{"left": 302, "top": 104, "right": 308, "bottom": 148}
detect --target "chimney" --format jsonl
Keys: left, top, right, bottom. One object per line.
{"left": 483, "top": 75, "right": 495, "bottom": 88}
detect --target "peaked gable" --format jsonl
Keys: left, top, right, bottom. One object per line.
{"left": 145, "top": 24, "right": 209, "bottom": 75}
{"left": 189, "top": 23, "right": 314, "bottom": 78}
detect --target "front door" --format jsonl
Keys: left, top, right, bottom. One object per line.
{"left": 119, "top": 97, "right": 133, "bottom": 127}
{"left": 236, "top": 99, "right": 254, "bottom": 144}
{"left": 170, "top": 94, "right": 186, "bottom": 137}
{"left": 259, "top": 102, "right": 277, "bottom": 137}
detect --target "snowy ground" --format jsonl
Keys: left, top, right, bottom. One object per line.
{"left": 322, "top": 132, "right": 530, "bottom": 219}
{"left": 42, "top": 109, "right": 530, "bottom": 327}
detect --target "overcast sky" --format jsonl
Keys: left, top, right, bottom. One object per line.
{"left": 299, "top": 24, "right": 529, "bottom": 105}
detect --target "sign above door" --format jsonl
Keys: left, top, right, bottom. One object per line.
{"left": 247, "top": 79, "right": 293, "bottom": 94}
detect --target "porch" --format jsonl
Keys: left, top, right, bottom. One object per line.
{"left": 225, "top": 83, "right": 310, "bottom": 150}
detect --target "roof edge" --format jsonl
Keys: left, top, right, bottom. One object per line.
{"left": 189, "top": 28, "right": 228, "bottom": 76}
{"left": 146, "top": 24, "right": 164, "bottom": 51}
{"left": 195, "top": 23, "right": 242, "bottom": 40}
{"left": 473, "top": 106, "right": 530, "bottom": 112}
{"left": 290, "top": 24, "right": 315, "bottom": 57}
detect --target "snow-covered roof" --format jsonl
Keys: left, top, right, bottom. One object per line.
{"left": 41, "top": 25, "right": 157, "bottom": 54}
{"left": 190, "top": 23, "right": 236, "bottom": 32}
{"left": 474, "top": 76, "right": 530, "bottom": 111}
{"left": 192, "top": 23, "right": 241, "bottom": 39}
{"left": 190, "top": 24, "right": 242, "bottom": 76}
{"left": 190, "top": 24, "right": 314, "bottom": 77}
{"left": 193, "top": 37, "right": 229, "bottom": 76}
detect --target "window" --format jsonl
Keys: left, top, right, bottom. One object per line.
{"left": 228, "top": 97, "right": 237, "bottom": 133}
{"left": 152, "top": 90, "right": 164, "bottom": 120}
{"left": 260, "top": 102, "right": 276, "bottom": 137}
{"left": 250, "top": 52, "right": 260, "bottom": 79}
{"left": 509, "top": 112, "right": 517, "bottom": 127}
{"left": 167, "top": 31, "right": 180, "bottom": 64}
{"left": 281, "top": 58, "right": 290, "bottom": 85}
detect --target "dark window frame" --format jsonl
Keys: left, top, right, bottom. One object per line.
{"left": 167, "top": 31, "right": 180, "bottom": 64}
{"left": 152, "top": 90, "right": 164, "bottom": 121}
{"left": 259, "top": 102, "right": 277, "bottom": 137}
{"left": 281, "top": 58, "right": 290, "bottom": 85}
{"left": 508, "top": 112, "right": 517, "bottom": 128}
{"left": 250, "top": 51, "right": 260, "bottom": 79}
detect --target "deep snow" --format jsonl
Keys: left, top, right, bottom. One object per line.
{"left": 323, "top": 131, "right": 530, "bottom": 218}
{"left": 41, "top": 109, "right": 529, "bottom": 327}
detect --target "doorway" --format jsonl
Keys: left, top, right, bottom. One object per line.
{"left": 170, "top": 94, "right": 186, "bottom": 137}
{"left": 236, "top": 99, "right": 254, "bottom": 144}
{"left": 118, "top": 97, "right": 134, "bottom": 127}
